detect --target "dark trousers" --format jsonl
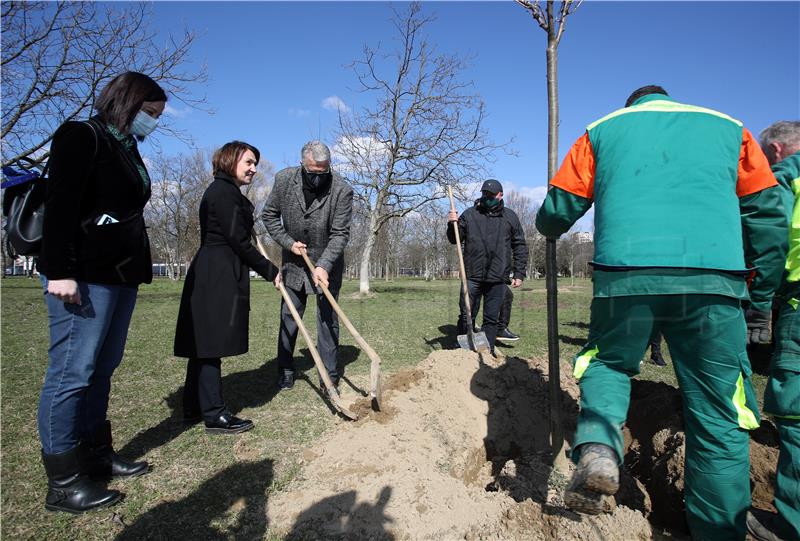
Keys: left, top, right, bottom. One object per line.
{"left": 649, "top": 329, "right": 663, "bottom": 358}
{"left": 498, "top": 286, "right": 513, "bottom": 330}
{"left": 457, "top": 280, "right": 506, "bottom": 352}
{"left": 184, "top": 358, "right": 225, "bottom": 421}
{"left": 277, "top": 284, "right": 340, "bottom": 384}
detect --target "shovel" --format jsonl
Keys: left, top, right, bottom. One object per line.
{"left": 254, "top": 235, "right": 357, "bottom": 420}
{"left": 300, "top": 251, "right": 382, "bottom": 410}
{"left": 447, "top": 186, "right": 490, "bottom": 353}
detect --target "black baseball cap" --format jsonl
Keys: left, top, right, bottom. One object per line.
{"left": 480, "top": 179, "right": 503, "bottom": 195}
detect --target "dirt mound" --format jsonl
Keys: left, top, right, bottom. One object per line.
{"left": 265, "top": 351, "right": 779, "bottom": 539}
{"left": 266, "top": 351, "right": 652, "bottom": 540}
{"left": 623, "top": 380, "right": 780, "bottom": 535}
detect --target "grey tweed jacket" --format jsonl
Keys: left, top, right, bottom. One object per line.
{"left": 262, "top": 166, "right": 353, "bottom": 294}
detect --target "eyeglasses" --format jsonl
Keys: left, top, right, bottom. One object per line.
{"left": 302, "top": 164, "right": 331, "bottom": 175}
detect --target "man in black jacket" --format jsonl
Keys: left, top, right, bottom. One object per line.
{"left": 447, "top": 179, "right": 528, "bottom": 354}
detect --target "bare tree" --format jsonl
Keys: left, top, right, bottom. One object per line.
{"left": 334, "top": 2, "right": 507, "bottom": 293}
{"left": 503, "top": 191, "right": 544, "bottom": 278}
{"left": 1, "top": 1, "right": 208, "bottom": 167}
{"left": 516, "top": 0, "right": 583, "bottom": 471}
{"left": 146, "top": 150, "right": 211, "bottom": 279}
{"left": 147, "top": 149, "right": 276, "bottom": 280}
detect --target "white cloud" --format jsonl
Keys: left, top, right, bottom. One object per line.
{"left": 321, "top": 95, "right": 350, "bottom": 113}
{"left": 288, "top": 108, "right": 311, "bottom": 118}
{"left": 164, "top": 103, "right": 191, "bottom": 118}
{"left": 331, "top": 135, "right": 390, "bottom": 174}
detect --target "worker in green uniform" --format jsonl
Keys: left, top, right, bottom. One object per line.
{"left": 746, "top": 120, "right": 800, "bottom": 541}
{"left": 535, "top": 85, "right": 787, "bottom": 541}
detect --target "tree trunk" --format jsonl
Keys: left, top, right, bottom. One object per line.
{"left": 545, "top": 27, "right": 566, "bottom": 471}
{"left": 359, "top": 212, "right": 379, "bottom": 293}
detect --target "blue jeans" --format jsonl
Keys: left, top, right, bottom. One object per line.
{"left": 38, "top": 276, "right": 138, "bottom": 454}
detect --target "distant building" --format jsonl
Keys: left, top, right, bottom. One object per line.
{"left": 571, "top": 231, "right": 594, "bottom": 244}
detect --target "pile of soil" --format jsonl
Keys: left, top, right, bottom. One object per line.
{"left": 266, "top": 350, "right": 780, "bottom": 539}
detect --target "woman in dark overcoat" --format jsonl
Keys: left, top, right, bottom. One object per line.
{"left": 174, "top": 141, "right": 277, "bottom": 434}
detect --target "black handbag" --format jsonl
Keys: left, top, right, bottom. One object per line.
{"left": 1, "top": 121, "right": 98, "bottom": 257}
{"left": 1, "top": 162, "right": 47, "bottom": 257}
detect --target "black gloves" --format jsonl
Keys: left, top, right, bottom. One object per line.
{"left": 745, "top": 308, "right": 771, "bottom": 345}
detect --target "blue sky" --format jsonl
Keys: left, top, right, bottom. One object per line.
{"left": 144, "top": 0, "right": 799, "bottom": 226}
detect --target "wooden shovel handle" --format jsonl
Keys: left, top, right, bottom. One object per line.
{"left": 299, "top": 251, "right": 382, "bottom": 403}
{"left": 447, "top": 187, "right": 475, "bottom": 324}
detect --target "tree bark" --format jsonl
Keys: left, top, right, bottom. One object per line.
{"left": 545, "top": 19, "right": 566, "bottom": 472}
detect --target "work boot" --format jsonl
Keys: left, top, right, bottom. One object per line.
{"left": 41, "top": 447, "right": 122, "bottom": 514}
{"left": 564, "top": 443, "right": 619, "bottom": 515}
{"left": 85, "top": 421, "right": 149, "bottom": 479}
{"left": 746, "top": 509, "right": 790, "bottom": 541}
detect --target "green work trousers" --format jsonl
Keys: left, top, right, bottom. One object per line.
{"left": 572, "top": 294, "right": 760, "bottom": 541}
{"left": 765, "top": 296, "right": 800, "bottom": 540}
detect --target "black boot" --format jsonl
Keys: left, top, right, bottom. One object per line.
{"left": 42, "top": 447, "right": 121, "bottom": 514}
{"left": 86, "top": 421, "right": 149, "bottom": 479}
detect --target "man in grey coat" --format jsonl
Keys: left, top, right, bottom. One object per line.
{"left": 262, "top": 141, "right": 354, "bottom": 391}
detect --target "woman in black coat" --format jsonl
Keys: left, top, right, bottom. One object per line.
{"left": 174, "top": 141, "right": 277, "bottom": 434}
{"left": 37, "top": 72, "right": 166, "bottom": 515}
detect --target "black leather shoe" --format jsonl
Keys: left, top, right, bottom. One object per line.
{"left": 277, "top": 372, "right": 294, "bottom": 390}
{"left": 42, "top": 447, "right": 122, "bottom": 514}
{"left": 496, "top": 328, "right": 520, "bottom": 342}
{"left": 86, "top": 421, "right": 149, "bottom": 479}
{"left": 204, "top": 413, "right": 254, "bottom": 435}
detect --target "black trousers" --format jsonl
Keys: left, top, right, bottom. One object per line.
{"left": 456, "top": 280, "right": 506, "bottom": 352}
{"left": 498, "top": 286, "right": 513, "bottom": 330}
{"left": 277, "top": 284, "right": 340, "bottom": 384}
{"left": 649, "top": 329, "right": 663, "bottom": 357}
{"left": 183, "top": 358, "right": 226, "bottom": 421}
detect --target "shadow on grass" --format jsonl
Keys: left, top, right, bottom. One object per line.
{"left": 558, "top": 334, "right": 587, "bottom": 347}
{"left": 424, "top": 324, "right": 459, "bottom": 351}
{"left": 284, "top": 486, "right": 394, "bottom": 540}
{"left": 563, "top": 321, "right": 590, "bottom": 330}
{"left": 370, "top": 284, "right": 436, "bottom": 295}
{"left": 114, "top": 458, "right": 273, "bottom": 540}
{"left": 119, "top": 346, "right": 362, "bottom": 461}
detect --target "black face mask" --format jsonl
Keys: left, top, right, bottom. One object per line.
{"left": 302, "top": 169, "right": 331, "bottom": 190}
{"left": 481, "top": 195, "right": 500, "bottom": 209}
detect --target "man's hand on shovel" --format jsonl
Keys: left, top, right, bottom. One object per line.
{"left": 312, "top": 265, "right": 329, "bottom": 288}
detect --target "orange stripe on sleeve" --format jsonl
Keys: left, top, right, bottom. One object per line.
{"left": 550, "top": 133, "right": 595, "bottom": 200}
{"left": 737, "top": 128, "right": 778, "bottom": 197}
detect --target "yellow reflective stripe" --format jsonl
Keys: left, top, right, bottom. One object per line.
{"left": 789, "top": 298, "right": 799, "bottom": 310}
{"left": 785, "top": 176, "right": 800, "bottom": 282}
{"left": 573, "top": 346, "right": 599, "bottom": 380}
{"left": 587, "top": 100, "right": 742, "bottom": 131}
{"left": 733, "top": 373, "right": 760, "bottom": 430}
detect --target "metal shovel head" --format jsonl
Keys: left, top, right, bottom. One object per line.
{"left": 456, "top": 330, "right": 490, "bottom": 353}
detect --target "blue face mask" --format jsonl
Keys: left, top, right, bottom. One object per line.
{"left": 129, "top": 110, "right": 159, "bottom": 137}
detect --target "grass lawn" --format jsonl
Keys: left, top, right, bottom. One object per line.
{"left": 0, "top": 276, "right": 769, "bottom": 539}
